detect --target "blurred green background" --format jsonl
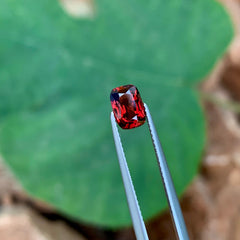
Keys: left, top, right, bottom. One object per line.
{"left": 0, "top": 0, "right": 233, "bottom": 228}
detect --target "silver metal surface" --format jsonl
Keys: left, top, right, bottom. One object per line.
{"left": 144, "top": 104, "right": 190, "bottom": 240}
{"left": 110, "top": 103, "right": 190, "bottom": 240}
{"left": 110, "top": 112, "right": 149, "bottom": 240}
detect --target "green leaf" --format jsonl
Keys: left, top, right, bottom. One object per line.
{"left": 0, "top": 0, "right": 232, "bottom": 227}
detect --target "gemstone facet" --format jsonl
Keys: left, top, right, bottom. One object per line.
{"left": 110, "top": 84, "right": 146, "bottom": 129}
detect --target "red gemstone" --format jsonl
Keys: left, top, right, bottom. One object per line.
{"left": 110, "top": 84, "right": 146, "bottom": 129}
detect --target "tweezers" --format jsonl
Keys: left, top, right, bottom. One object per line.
{"left": 111, "top": 103, "right": 190, "bottom": 240}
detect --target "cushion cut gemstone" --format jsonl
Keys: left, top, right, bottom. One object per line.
{"left": 110, "top": 84, "right": 146, "bottom": 129}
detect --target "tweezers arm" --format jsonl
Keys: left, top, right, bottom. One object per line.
{"left": 111, "top": 112, "right": 149, "bottom": 240}
{"left": 144, "top": 104, "right": 190, "bottom": 240}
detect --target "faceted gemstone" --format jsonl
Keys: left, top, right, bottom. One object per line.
{"left": 110, "top": 84, "right": 146, "bottom": 129}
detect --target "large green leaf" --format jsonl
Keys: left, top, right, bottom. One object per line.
{"left": 0, "top": 0, "right": 232, "bottom": 227}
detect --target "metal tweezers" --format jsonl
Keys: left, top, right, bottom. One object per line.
{"left": 111, "top": 103, "right": 190, "bottom": 240}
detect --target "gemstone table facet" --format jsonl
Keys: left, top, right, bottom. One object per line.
{"left": 110, "top": 85, "right": 146, "bottom": 129}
